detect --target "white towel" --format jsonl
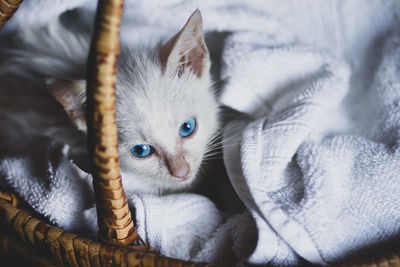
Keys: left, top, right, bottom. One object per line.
{"left": 0, "top": 0, "right": 95, "bottom": 33}
{"left": 0, "top": 142, "right": 94, "bottom": 233}
{"left": 221, "top": 27, "right": 400, "bottom": 266}
{"left": 82, "top": 193, "right": 223, "bottom": 261}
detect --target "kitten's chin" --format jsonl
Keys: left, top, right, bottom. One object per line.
{"left": 163, "top": 172, "right": 197, "bottom": 187}
{"left": 120, "top": 169, "right": 199, "bottom": 195}
{"left": 162, "top": 175, "right": 198, "bottom": 193}
{"left": 155, "top": 170, "right": 201, "bottom": 194}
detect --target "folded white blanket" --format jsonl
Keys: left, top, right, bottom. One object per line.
{"left": 222, "top": 33, "right": 400, "bottom": 264}
{"left": 1, "top": 1, "right": 400, "bottom": 266}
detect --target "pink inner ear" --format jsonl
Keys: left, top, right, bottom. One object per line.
{"left": 159, "top": 10, "right": 208, "bottom": 78}
{"left": 46, "top": 79, "right": 87, "bottom": 131}
{"left": 178, "top": 38, "right": 207, "bottom": 77}
{"left": 159, "top": 32, "right": 179, "bottom": 72}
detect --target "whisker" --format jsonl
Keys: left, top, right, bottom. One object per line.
{"left": 201, "top": 115, "right": 250, "bottom": 165}
{"left": 205, "top": 137, "right": 241, "bottom": 152}
{"left": 203, "top": 151, "right": 223, "bottom": 156}
{"left": 202, "top": 157, "right": 224, "bottom": 161}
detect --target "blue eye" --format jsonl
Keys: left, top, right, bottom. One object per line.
{"left": 130, "top": 144, "right": 154, "bottom": 158}
{"left": 179, "top": 117, "right": 196, "bottom": 138}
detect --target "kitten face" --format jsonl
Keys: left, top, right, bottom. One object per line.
{"left": 116, "top": 51, "right": 218, "bottom": 194}
{"left": 114, "top": 10, "right": 218, "bottom": 194}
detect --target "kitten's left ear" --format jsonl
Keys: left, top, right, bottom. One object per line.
{"left": 45, "top": 78, "right": 87, "bottom": 133}
{"left": 159, "top": 9, "right": 209, "bottom": 78}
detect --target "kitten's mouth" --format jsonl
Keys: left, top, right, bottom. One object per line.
{"left": 171, "top": 171, "right": 194, "bottom": 182}
{"left": 172, "top": 173, "right": 190, "bottom": 182}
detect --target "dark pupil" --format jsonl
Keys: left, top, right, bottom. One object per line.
{"left": 184, "top": 122, "right": 191, "bottom": 131}
{"left": 135, "top": 146, "right": 144, "bottom": 154}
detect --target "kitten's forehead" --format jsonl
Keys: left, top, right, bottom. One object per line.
{"left": 115, "top": 52, "right": 209, "bottom": 145}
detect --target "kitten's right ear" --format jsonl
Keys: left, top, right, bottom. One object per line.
{"left": 45, "top": 78, "right": 87, "bottom": 133}
{"left": 159, "top": 9, "right": 209, "bottom": 78}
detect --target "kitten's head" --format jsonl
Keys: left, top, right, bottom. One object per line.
{"left": 46, "top": 10, "right": 219, "bottom": 194}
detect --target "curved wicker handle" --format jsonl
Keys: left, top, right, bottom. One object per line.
{"left": 86, "top": 0, "right": 138, "bottom": 246}
{"left": 0, "top": 194, "right": 205, "bottom": 267}
{"left": 0, "top": 0, "right": 22, "bottom": 30}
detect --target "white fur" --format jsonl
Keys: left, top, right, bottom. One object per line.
{"left": 0, "top": 14, "right": 219, "bottom": 195}
{"left": 116, "top": 47, "right": 218, "bottom": 194}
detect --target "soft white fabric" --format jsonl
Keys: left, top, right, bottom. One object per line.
{"left": 1, "top": 1, "right": 400, "bottom": 266}
{"left": 222, "top": 34, "right": 400, "bottom": 265}
{"left": 130, "top": 194, "right": 223, "bottom": 260}
{"left": 82, "top": 193, "right": 223, "bottom": 261}
{"left": 0, "top": 143, "right": 94, "bottom": 232}
{"left": 3, "top": 0, "right": 399, "bottom": 61}
{"left": 1, "top": 0, "right": 95, "bottom": 33}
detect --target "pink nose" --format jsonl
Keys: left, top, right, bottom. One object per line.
{"left": 172, "top": 164, "right": 190, "bottom": 179}
{"left": 166, "top": 156, "right": 190, "bottom": 179}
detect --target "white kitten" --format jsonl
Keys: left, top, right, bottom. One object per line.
{"left": 0, "top": 10, "right": 219, "bottom": 195}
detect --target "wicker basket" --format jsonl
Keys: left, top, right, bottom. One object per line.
{"left": 0, "top": 0, "right": 399, "bottom": 266}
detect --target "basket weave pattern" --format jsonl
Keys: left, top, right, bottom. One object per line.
{"left": 85, "top": 0, "right": 137, "bottom": 246}
{"left": 0, "top": 0, "right": 22, "bottom": 29}
{"left": 0, "top": 192, "right": 205, "bottom": 266}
